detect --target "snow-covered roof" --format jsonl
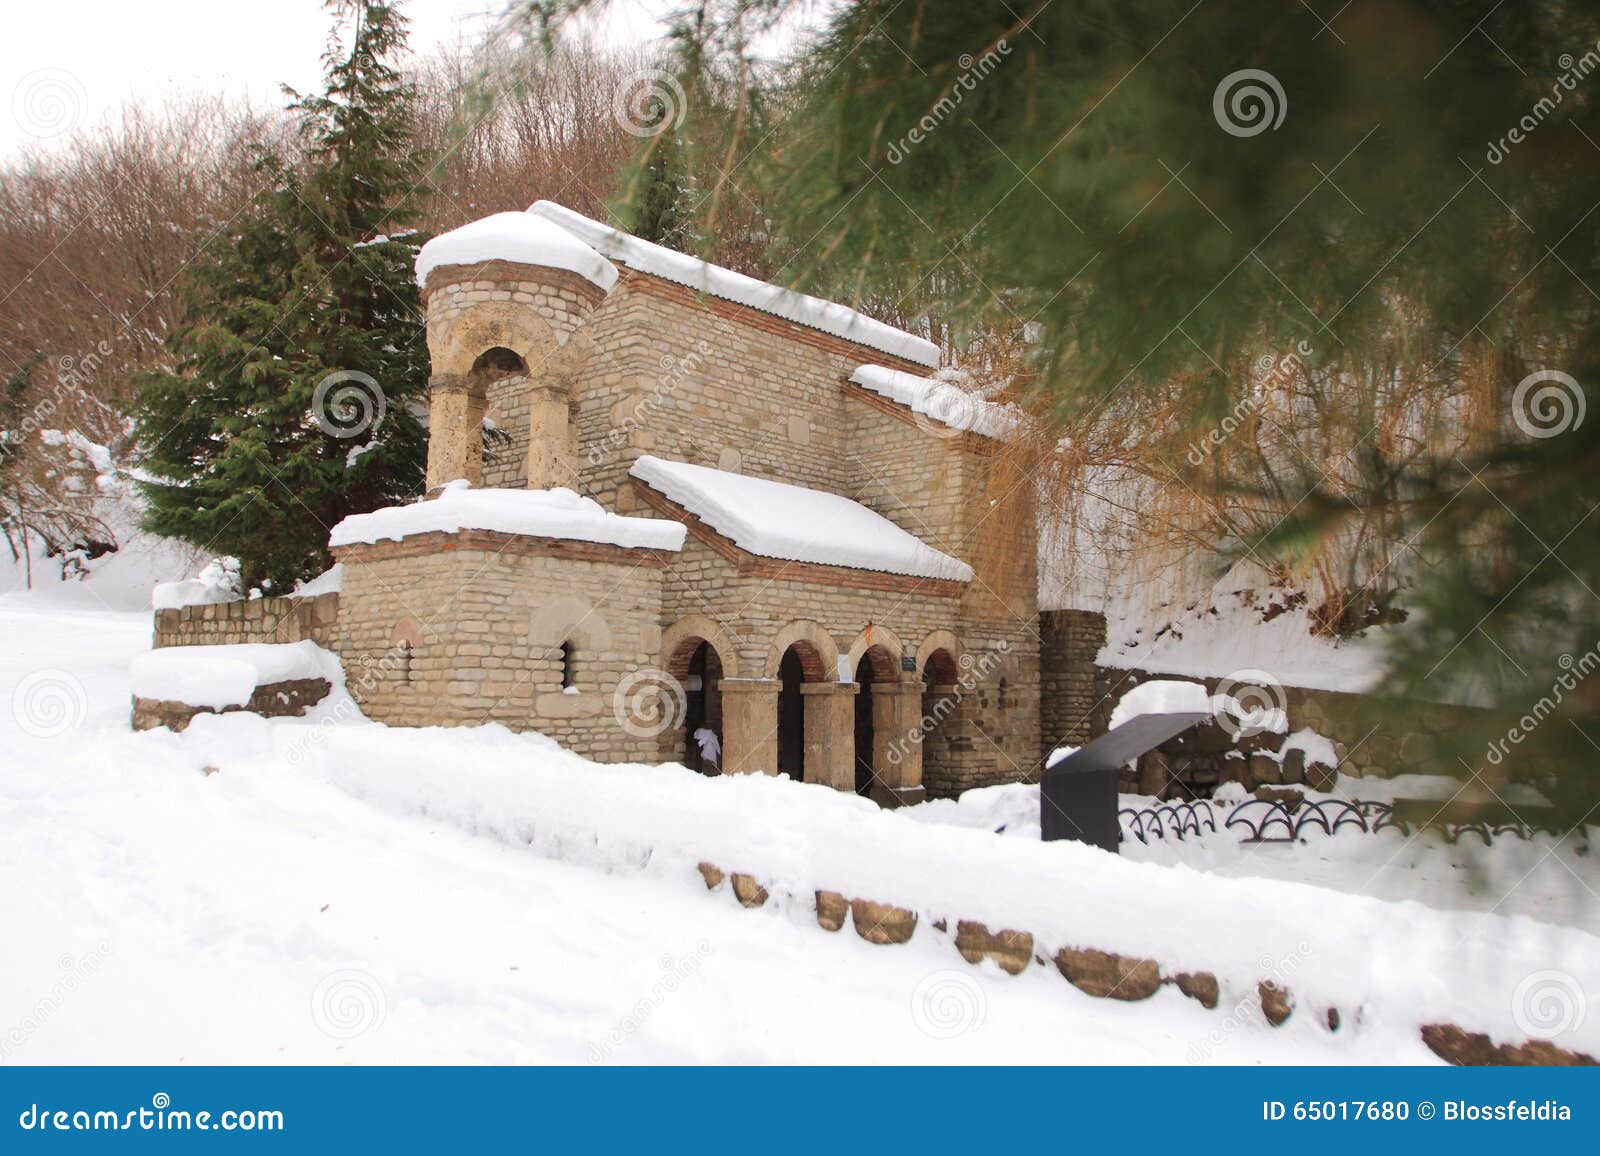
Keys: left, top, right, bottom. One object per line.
{"left": 529, "top": 201, "right": 940, "bottom": 369}
{"left": 849, "top": 364, "right": 1026, "bottom": 440}
{"left": 329, "top": 482, "right": 686, "bottom": 553}
{"left": 414, "top": 211, "right": 619, "bottom": 292}
{"left": 629, "top": 455, "right": 972, "bottom": 582}
{"left": 131, "top": 641, "right": 343, "bottom": 709}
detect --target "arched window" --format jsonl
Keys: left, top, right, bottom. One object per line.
{"left": 559, "top": 640, "right": 577, "bottom": 690}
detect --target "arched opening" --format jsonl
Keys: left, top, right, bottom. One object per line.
{"left": 853, "top": 644, "right": 898, "bottom": 796}
{"left": 469, "top": 347, "right": 529, "bottom": 482}
{"left": 778, "top": 648, "right": 807, "bottom": 781}
{"left": 664, "top": 629, "right": 732, "bottom": 775}
{"left": 680, "top": 641, "right": 725, "bottom": 774}
{"left": 921, "top": 647, "right": 960, "bottom": 795}
{"left": 775, "top": 641, "right": 826, "bottom": 782}
{"left": 469, "top": 345, "right": 528, "bottom": 384}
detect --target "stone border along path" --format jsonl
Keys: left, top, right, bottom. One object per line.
{"left": 693, "top": 862, "right": 1596, "bottom": 1066}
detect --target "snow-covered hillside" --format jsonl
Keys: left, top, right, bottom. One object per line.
{"left": 2, "top": 586, "right": 1596, "bottom": 1064}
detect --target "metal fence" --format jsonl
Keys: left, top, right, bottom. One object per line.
{"left": 1119, "top": 797, "right": 1572, "bottom": 846}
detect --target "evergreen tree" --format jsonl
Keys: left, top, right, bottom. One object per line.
{"left": 626, "top": 94, "right": 690, "bottom": 249}
{"left": 133, "top": 0, "right": 429, "bottom": 592}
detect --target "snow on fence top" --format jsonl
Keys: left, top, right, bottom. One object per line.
{"left": 629, "top": 455, "right": 973, "bottom": 582}
{"left": 849, "top": 364, "right": 1026, "bottom": 440}
{"left": 130, "top": 640, "right": 343, "bottom": 709}
{"left": 329, "top": 481, "right": 687, "bottom": 553}
{"left": 528, "top": 200, "right": 940, "bottom": 369}
{"left": 414, "top": 211, "right": 619, "bottom": 292}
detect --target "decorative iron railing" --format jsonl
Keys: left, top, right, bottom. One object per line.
{"left": 1118, "top": 797, "right": 1574, "bottom": 846}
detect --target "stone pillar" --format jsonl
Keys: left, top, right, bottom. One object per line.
{"left": 801, "top": 682, "right": 859, "bottom": 792}
{"left": 871, "top": 680, "right": 927, "bottom": 808}
{"left": 719, "top": 678, "right": 779, "bottom": 776}
{"left": 425, "top": 373, "right": 483, "bottom": 491}
{"left": 526, "top": 381, "right": 574, "bottom": 490}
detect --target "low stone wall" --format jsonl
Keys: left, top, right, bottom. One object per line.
{"left": 693, "top": 857, "right": 1592, "bottom": 1066}
{"left": 152, "top": 593, "right": 341, "bottom": 650}
{"left": 131, "top": 678, "right": 332, "bottom": 733}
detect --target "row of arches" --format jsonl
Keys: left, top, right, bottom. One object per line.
{"left": 661, "top": 617, "right": 967, "bottom": 802}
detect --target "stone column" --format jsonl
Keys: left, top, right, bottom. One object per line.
{"left": 719, "top": 678, "right": 779, "bottom": 777}
{"left": 801, "top": 682, "right": 859, "bottom": 792}
{"left": 871, "top": 680, "right": 928, "bottom": 808}
{"left": 425, "top": 373, "right": 483, "bottom": 491}
{"left": 526, "top": 381, "right": 573, "bottom": 490}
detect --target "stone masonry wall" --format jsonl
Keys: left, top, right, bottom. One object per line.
{"left": 1039, "top": 608, "right": 1523, "bottom": 782}
{"left": 578, "top": 271, "right": 933, "bottom": 514}
{"left": 152, "top": 593, "right": 342, "bottom": 651}
{"left": 1039, "top": 609, "right": 1107, "bottom": 755}
{"left": 132, "top": 678, "right": 331, "bottom": 732}
{"left": 331, "top": 534, "right": 666, "bottom": 763}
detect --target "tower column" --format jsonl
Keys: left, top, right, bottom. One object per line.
{"left": 425, "top": 372, "right": 483, "bottom": 491}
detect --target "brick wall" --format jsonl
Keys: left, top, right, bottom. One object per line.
{"left": 331, "top": 532, "right": 667, "bottom": 763}
{"left": 152, "top": 593, "right": 341, "bottom": 650}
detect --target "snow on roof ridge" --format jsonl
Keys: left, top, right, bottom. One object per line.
{"left": 414, "top": 211, "right": 619, "bottom": 292}
{"left": 629, "top": 455, "right": 972, "bottom": 582}
{"left": 849, "top": 364, "right": 1027, "bottom": 441}
{"left": 329, "top": 481, "right": 685, "bottom": 552}
{"left": 528, "top": 200, "right": 940, "bottom": 369}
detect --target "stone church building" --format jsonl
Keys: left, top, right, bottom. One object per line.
{"left": 153, "top": 201, "right": 1046, "bottom": 805}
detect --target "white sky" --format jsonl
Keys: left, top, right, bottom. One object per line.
{"left": 1, "top": 0, "right": 677, "bottom": 159}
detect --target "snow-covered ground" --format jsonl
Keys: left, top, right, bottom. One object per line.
{"left": 1, "top": 593, "right": 1424, "bottom": 1065}
{"left": 3, "top": 595, "right": 1596, "bottom": 1064}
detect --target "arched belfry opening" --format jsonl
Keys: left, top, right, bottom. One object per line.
{"left": 470, "top": 345, "right": 528, "bottom": 386}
